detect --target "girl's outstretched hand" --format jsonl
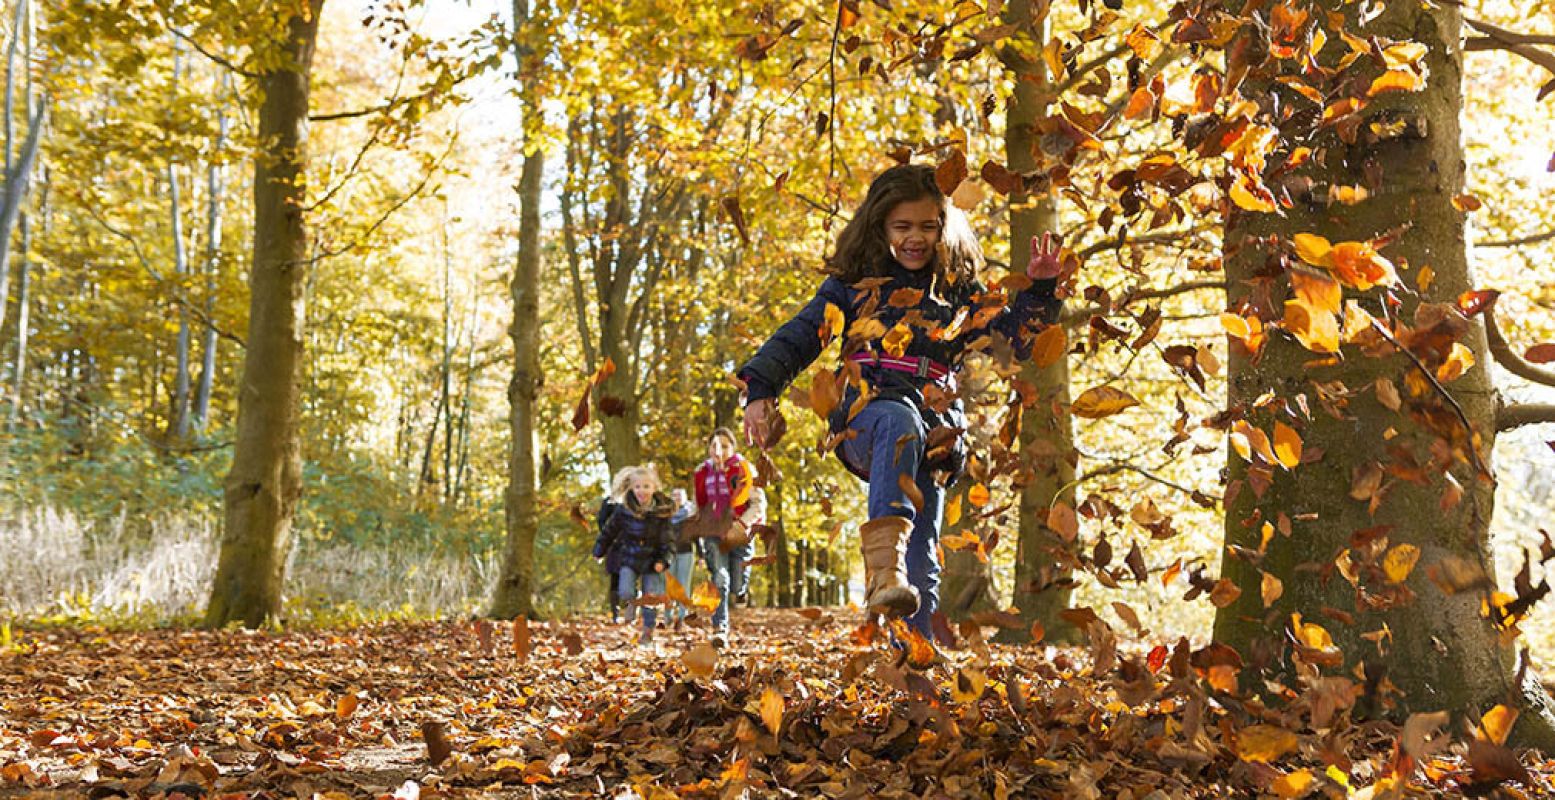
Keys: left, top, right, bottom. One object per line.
{"left": 743, "top": 397, "right": 785, "bottom": 450}
{"left": 1026, "top": 231, "right": 1064, "bottom": 281}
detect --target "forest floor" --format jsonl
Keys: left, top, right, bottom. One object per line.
{"left": 1, "top": 608, "right": 1553, "bottom": 799}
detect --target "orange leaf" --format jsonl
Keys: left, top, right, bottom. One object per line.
{"left": 1031, "top": 325, "right": 1067, "bottom": 368}
{"left": 1047, "top": 502, "right": 1079, "bottom": 542}
{"left": 1209, "top": 579, "right": 1243, "bottom": 608}
{"left": 881, "top": 322, "right": 913, "bottom": 357}
{"left": 1382, "top": 544, "right": 1421, "bottom": 584}
{"left": 1481, "top": 704, "right": 1518, "bottom": 746}
{"left": 1525, "top": 343, "right": 1555, "bottom": 364}
{"left": 1292, "top": 233, "right": 1333, "bottom": 266}
{"left": 683, "top": 642, "right": 718, "bottom": 678}
{"left": 1291, "top": 271, "right": 1341, "bottom": 315}
{"left": 820, "top": 302, "right": 845, "bottom": 342}
{"left": 1230, "top": 174, "right": 1277, "bottom": 212}
{"left": 1367, "top": 68, "right": 1424, "bottom": 96}
{"left": 1071, "top": 385, "right": 1140, "bottom": 419}
{"left": 1452, "top": 193, "right": 1483, "bottom": 212}
{"left": 1283, "top": 298, "right": 1340, "bottom": 353}
{"left": 691, "top": 581, "right": 722, "bottom": 613}
{"left": 967, "top": 482, "right": 991, "bottom": 508}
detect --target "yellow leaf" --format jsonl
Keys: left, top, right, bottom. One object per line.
{"left": 1283, "top": 298, "right": 1341, "bottom": 353}
{"left": 882, "top": 323, "right": 913, "bottom": 357}
{"left": 1382, "top": 544, "right": 1420, "bottom": 584}
{"left": 1221, "top": 312, "right": 1267, "bottom": 353}
{"left": 1271, "top": 768, "right": 1314, "bottom": 798}
{"left": 946, "top": 492, "right": 963, "bottom": 527}
{"left": 691, "top": 581, "right": 722, "bottom": 613}
{"left": 1031, "top": 325, "right": 1067, "bottom": 368}
{"left": 1272, "top": 422, "right": 1302, "bottom": 469}
{"left": 1481, "top": 704, "right": 1518, "bottom": 746}
{"left": 1261, "top": 572, "right": 1284, "bottom": 608}
{"left": 1330, "top": 184, "right": 1369, "bottom": 205}
{"left": 1291, "top": 271, "right": 1342, "bottom": 315}
{"left": 1435, "top": 342, "right": 1475, "bottom": 383}
{"left": 760, "top": 687, "right": 784, "bottom": 736}
{"left": 1071, "top": 385, "right": 1141, "bottom": 419}
{"left": 1382, "top": 42, "right": 1428, "bottom": 68}
{"left": 1236, "top": 724, "right": 1299, "bottom": 763}
{"left": 821, "top": 303, "right": 845, "bottom": 342}
{"left": 1292, "top": 233, "right": 1333, "bottom": 266}
{"left": 1230, "top": 174, "right": 1277, "bottom": 212}
{"left": 1291, "top": 613, "right": 1333, "bottom": 650}
{"left": 1368, "top": 68, "right": 1424, "bottom": 96}
{"left": 1417, "top": 265, "right": 1435, "bottom": 293}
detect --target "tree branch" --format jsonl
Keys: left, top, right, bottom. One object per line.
{"left": 1479, "top": 228, "right": 1555, "bottom": 248}
{"left": 1498, "top": 402, "right": 1555, "bottom": 432}
{"left": 80, "top": 200, "right": 247, "bottom": 348}
{"left": 1464, "top": 37, "right": 1555, "bottom": 78}
{"left": 169, "top": 28, "right": 258, "bottom": 79}
{"left": 1466, "top": 17, "right": 1555, "bottom": 48}
{"left": 1485, "top": 306, "right": 1555, "bottom": 387}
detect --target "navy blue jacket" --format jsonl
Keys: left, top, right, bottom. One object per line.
{"left": 596, "top": 493, "right": 674, "bottom": 576}
{"left": 738, "top": 259, "right": 1061, "bottom": 476}
{"left": 592, "top": 499, "right": 622, "bottom": 574}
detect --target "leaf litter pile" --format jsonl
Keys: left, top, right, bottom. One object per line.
{"left": 3, "top": 609, "right": 1554, "bottom": 798}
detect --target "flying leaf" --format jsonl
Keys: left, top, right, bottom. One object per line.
{"left": 1525, "top": 344, "right": 1555, "bottom": 363}
{"left": 1071, "top": 386, "right": 1140, "bottom": 419}
{"left": 1047, "top": 502, "right": 1079, "bottom": 542}
{"left": 945, "top": 492, "right": 963, "bottom": 527}
{"left": 1031, "top": 325, "right": 1067, "bottom": 368}
{"left": 1293, "top": 233, "right": 1333, "bottom": 266}
{"left": 968, "top": 482, "right": 991, "bottom": 507}
{"left": 691, "top": 581, "right": 722, "bottom": 613}
{"left": 820, "top": 303, "right": 845, "bottom": 342}
{"left": 936, "top": 149, "right": 969, "bottom": 195}
{"left": 1271, "top": 769, "right": 1314, "bottom": 798}
{"left": 1456, "top": 289, "right": 1500, "bottom": 317}
{"left": 1236, "top": 724, "right": 1299, "bottom": 763}
{"left": 1382, "top": 543, "right": 1421, "bottom": 584}
{"left": 1272, "top": 422, "right": 1302, "bottom": 469}
{"left": 683, "top": 642, "right": 718, "bottom": 678}
{"left": 1481, "top": 704, "right": 1518, "bottom": 746}
{"left": 759, "top": 687, "right": 784, "bottom": 736}
{"left": 1367, "top": 68, "right": 1424, "bottom": 96}
{"left": 1261, "top": 572, "right": 1284, "bottom": 608}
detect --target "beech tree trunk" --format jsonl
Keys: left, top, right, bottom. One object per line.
{"left": 1211, "top": 0, "right": 1555, "bottom": 747}
{"left": 489, "top": 0, "right": 545, "bottom": 620}
{"left": 1002, "top": 0, "right": 1077, "bottom": 644}
{"left": 205, "top": 0, "right": 324, "bottom": 628}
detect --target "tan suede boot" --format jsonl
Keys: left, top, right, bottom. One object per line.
{"left": 859, "top": 516, "right": 919, "bottom": 618}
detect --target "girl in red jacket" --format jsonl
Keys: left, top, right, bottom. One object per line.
{"left": 693, "top": 427, "right": 765, "bottom": 647}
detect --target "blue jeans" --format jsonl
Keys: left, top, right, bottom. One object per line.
{"left": 667, "top": 550, "right": 695, "bottom": 624}
{"left": 840, "top": 398, "right": 944, "bottom": 637}
{"left": 703, "top": 539, "right": 753, "bottom": 631}
{"left": 618, "top": 565, "right": 664, "bottom": 633}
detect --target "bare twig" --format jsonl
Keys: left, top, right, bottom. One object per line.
{"left": 1466, "top": 17, "right": 1555, "bottom": 49}
{"left": 80, "top": 202, "right": 247, "bottom": 348}
{"left": 1369, "top": 318, "right": 1490, "bottom": 476}
{"left": 169, "top": 28, "right": 258, "bottom": 79}
{"left": 1479, "top": 228, "right": 1555, "bottom": 248}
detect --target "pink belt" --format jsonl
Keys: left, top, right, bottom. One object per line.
{"left": 849, "top": 352, "right": 953, "bottom": 384}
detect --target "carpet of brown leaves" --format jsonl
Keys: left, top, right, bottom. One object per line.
{"left": 2, "top": 609, "right": 1552, "bottom": 798}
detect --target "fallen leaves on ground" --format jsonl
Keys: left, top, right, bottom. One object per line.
{"left": 1, "top": 610, "right": 1552, "bottom": 798}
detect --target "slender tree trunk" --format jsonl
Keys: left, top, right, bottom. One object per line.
{"left": 168, "top": 48, "right": 193, "bottom": 440}
{"left": 452, "top": 298, "right": 477, "bottom": 506}
{"left": 1210, "top": 0, "right": 1555, "bottom": 747}
{"left": 7, "top": 2, "right": 32, "bottom": 426}
{"left": 489, "top": 0, "right": 545, "bottom": 620}
{"left": 192, "top": 101, "right": 227, "bottom": 433}
{"left": 417, "top": 388, "right": 445, "bottom": 495}
{"left": 440, "top": 212, "right": 454, "bottom": 504}
{"left": 1001, "top": 0, "right": 1077, "bottom": 644}
{"left": 205, "top": 0, "right": 324, "bottom": 629}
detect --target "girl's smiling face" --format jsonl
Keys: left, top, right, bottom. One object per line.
{"left": 884, "top": 197, "right": 943, "bottom": 272}
{"left": 630, "top": 476, "right": 656, "bottom": 507}
{"left": 709, "top": 434, "right": 736, "bottom": 463}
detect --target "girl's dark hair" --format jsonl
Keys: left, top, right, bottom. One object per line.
{"left": 826, "top": 164, "right": 983, "bottom": 289}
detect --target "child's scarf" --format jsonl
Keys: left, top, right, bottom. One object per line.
{"left": 701, "top": 456, "right": 751, "bottom": 517}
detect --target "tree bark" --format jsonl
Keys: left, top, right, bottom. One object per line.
{"left": 1001, "top": 0, "right": 1078, "bottom": 644}
{"left": 168, "top": 47, "right": 193, "bottom": 440}
{"left": 192, "top": 100, "right": 227, "bottom": 434}
{"left": 205, "top": 0, "right": 323, "bottom": 629}
{"left": 489, "top": 0, "right": 545, "bottom": 621}
{"left": 1211, "top": 0, "right": 1555, "bottom": 747}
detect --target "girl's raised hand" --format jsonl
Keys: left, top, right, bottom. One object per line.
{"left": 742, "top": 397, "right": 785, "bottom": 450}
{"left": 1026, "top": 231, "right": 1064, "bottom": 281}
